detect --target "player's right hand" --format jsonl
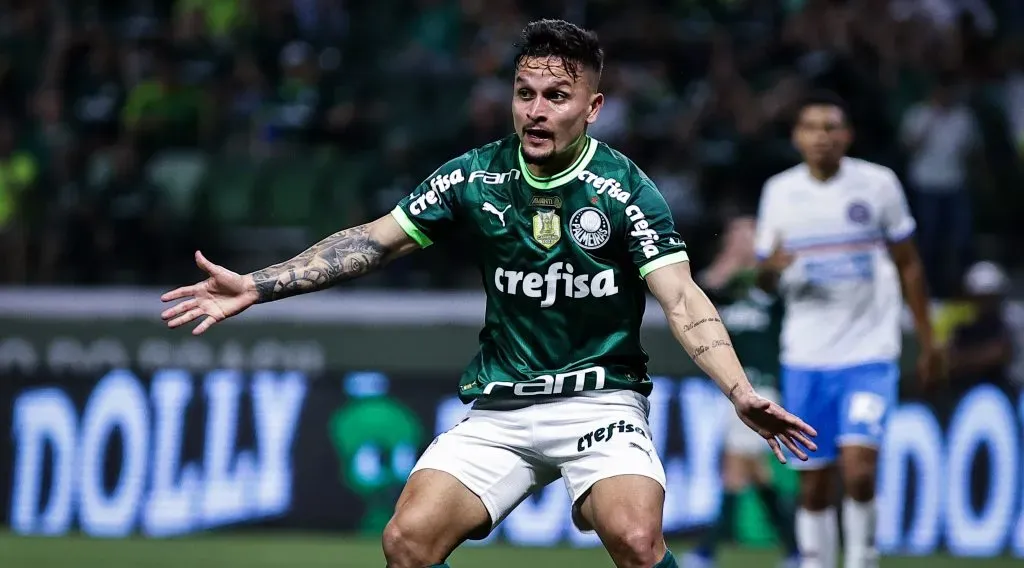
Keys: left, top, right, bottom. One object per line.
{"left": 160, "top": 250, "right": 259, "bottom": 335}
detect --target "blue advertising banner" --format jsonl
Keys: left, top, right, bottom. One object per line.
{"left": 1, "top": 368, "right": 1022, "bottom": 557}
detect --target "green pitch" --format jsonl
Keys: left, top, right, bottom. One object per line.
{"left": 1, "top": 532, "right": 1019, "bottom": 568}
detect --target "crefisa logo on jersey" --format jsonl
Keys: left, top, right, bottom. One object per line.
{"left": 569, "top": 207, "right": 611, "bottom": 250}
{"left": 847, "top": 200, "right": 872, "bottom": 225}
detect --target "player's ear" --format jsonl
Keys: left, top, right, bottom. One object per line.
{"left": 586, "top": 92, "right": 604, "bottom": 125}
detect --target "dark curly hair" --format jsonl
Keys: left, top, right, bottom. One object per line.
{"left": 513, "top": 19, "right": 604, "bottom": 83}
{"left": 795, "top": 89, "right": 850, "bottom": 127}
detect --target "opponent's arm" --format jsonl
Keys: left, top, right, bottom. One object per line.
{"left": 249, "top": 214, "right": 418, "bottom": 303}
{"left": 646, "top": 261, "right": 752, "bottom": 401}
{"left": 888, "top": 238, "right": 940, "bottom": 387}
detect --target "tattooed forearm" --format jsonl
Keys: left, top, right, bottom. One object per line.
{"left": 680, "top": 317, "right": 722, "bottom": 333}
{"left": 249, "top": 225, "right": 388, "bottom": 303}
{"left": 690, "top": 340, "right": 733, "bottom": 359}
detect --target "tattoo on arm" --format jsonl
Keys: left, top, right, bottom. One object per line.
{"left": 250, "top": 225, "right": 387, "bottom": 303}
{"left": 691, "top": 339, "right": 733, "bottom": 359}
{"left": 681, "top": 317, "right": 722, "bottom": 333}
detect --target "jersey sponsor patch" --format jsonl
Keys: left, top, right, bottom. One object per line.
{"left": 493, "top": 262, "right": 619, "bottom": 307}
{"left": 578, "top": 170, "right": 631, "bottom": 203}
{"left": 804, "top": 252, "right": 875, "bottom": 283}
{"left": 482, "top": 366, "right": 606, "bottom": 397}
{"left": 576, "top": 419, "right": 648, "bottom": 452}
{"left": 409, "top": 168, "right": 464, "bottom": 215}
{"left": 569, "top": 207, "right": 611, "bottom": 250}
{"left": 625, "top": 204, "right": 660, "bottom": 259}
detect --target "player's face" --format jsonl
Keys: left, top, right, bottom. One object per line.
{"left": 513, "top": 56, "right": 603, "bottom": 165}
{"left": 793, "top": 105, "right": 851, "bottom": 166}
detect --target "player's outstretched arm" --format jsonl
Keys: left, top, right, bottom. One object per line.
{"left": 160, "top": 214, "right": 419, "bottom": 335}
{"left": 646, "top": 261, "right": 817, "bottom": 463}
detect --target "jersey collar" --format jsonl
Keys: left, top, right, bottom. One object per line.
{"left": 518, "top": 135, "right": 598, "bottom": 190}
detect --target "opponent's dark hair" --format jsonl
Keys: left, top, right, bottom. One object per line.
{"left": 513, "top": 19, "right": 604, "bottom": 81}
{"left": 794, "top": 89, "right": 850, "bottom": 127}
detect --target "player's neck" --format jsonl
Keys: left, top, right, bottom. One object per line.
{"left": 526, "top": 135, "right": 588, "bottom": 179}
{"left": 807, "top": 161, "right": 842, "bottom": 183}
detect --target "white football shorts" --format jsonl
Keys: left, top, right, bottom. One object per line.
{"left": 410, "top": 389, "right": 666, "bottom": 533}
{"left": 724, "top": 386, "right": 781, "bottom": 456}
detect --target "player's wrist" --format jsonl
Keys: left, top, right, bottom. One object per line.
{"left": 241, "top": 274, "right": 263, "bottom": 305}
{"left": 727, "top": 381, "right": 754, "bottom": 403}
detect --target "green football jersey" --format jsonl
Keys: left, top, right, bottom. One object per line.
{"left": 391, "top": 134, "right": 690, "bottom": 403}
{"left": 715, "top": 273, "right": 783, "bottom": 391}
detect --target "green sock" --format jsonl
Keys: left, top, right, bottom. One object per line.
{"left": 757, "top": 485, "right": 799, "bottom": 557}
{"left": 653, "top": 550, "right": 678, "bottom": 567}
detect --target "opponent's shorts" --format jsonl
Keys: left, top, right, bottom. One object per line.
{"left": 781, "top": 360, "right": 899, "bottom": 469}
{"left": 725, "top": 386, "right": 781, "bottom": 456}
{"left": 409, "top": 390, "right": 666, "bottom": 534}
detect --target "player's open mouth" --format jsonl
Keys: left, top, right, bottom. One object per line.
{"left": 524, "top": 128, "right": 553, "bottom": 143}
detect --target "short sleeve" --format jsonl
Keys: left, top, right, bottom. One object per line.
{"left": 754, "top": 179, "right": 781, "bottom": 261}
{"left": 625, "top": 182, "right": 689, "bottom": 278}
{"left": 390, "top": 155, "right": 470, "bottom": 248}
{"left": 878, "top": 170, "right": 916, "bottom": 243}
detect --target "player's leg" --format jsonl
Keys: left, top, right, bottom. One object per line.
{"left": 784, "top": 367, "right": 840, "bottom": 568}
{"left": 554, "top": 392, "right": 674, "bottom": 568}
{"left": 836, "top": 361, "right": 899, "bottom": 568}
{"left": 383, "top": 410, "right": 555, "bottom": 568}
{"left": 577, "top": 475, "right": 672, "bottom": 568}
{"left": 686, "top": 402, "right": 764, "bottom": 567}
{"left": 383, "top": 470, "right": 490, "bottom": 568}
{"left": 748, "top": 456, "right": 799, "bottom": 566}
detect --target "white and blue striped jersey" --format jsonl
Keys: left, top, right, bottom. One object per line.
{"left": 754, "top": 157, "right": 916, "bottom": 368}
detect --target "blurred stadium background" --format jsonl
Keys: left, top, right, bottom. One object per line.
{"left": 2, "top": 0, "right": 1024, "bottom": 566}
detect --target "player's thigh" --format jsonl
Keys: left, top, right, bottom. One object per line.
{"left": 577, "top": 474, "right": 668, "bottom": 567}
{"left": 837, "top": 361, "right": 899, "bottom": 452}
{"left": 403, "top": 411, "right": 554, "bottom": 540}
{"left": 389, "top": 469, "right": 491, "bottom": 548}
{"left": 783, "top": 367, "right": 839, "bottom": 469}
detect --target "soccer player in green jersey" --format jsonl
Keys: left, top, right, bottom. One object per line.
{"left": 683, "top": 216, "right": 799, "bottom": 568}
{"left": 161, "top": 19, "right": 816, "bottom": 568}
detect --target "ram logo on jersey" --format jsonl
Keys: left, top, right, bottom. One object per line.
{"left": 625, "top": 204, "right": 660, "bottom": 259}
{"left": 578, "top": 171, "right": 631, "bottom": 203}
{"left": 494, "top": 262, "right": 619, "bottom": 307}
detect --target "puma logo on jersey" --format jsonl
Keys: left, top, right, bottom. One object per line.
{"left": 494, "top": 262, "right": 619, "bottom": 308}
{"left": 481, "top": 202, "right": 511, "bottom": 227}
{"left": 625, "top": 204, "right": 660, "bottom": 259}
{"left": 577, "top": 420, "right": 648, "bottom": 452}
{"left": 578, "top": 171, "right": 631, "bottom": 203}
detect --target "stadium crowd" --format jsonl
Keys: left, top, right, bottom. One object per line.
{"left": 0, "top": 0, "right": 1021, "bottom": 301}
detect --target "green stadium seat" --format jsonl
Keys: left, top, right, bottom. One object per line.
{"left": 259, "top": 156, "right": 327, "bottom": 227}
{"left": 146, "top": 150, "right": 208, "bottom": 221}
{"left": 200, "top": 156, "right": 261, "bottom": 225}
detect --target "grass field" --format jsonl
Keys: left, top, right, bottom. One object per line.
{"left": 1, "top": 532, "right": 1020, "bottom": 568}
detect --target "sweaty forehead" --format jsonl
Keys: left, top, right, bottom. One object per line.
{"left": 515, "top": 56, "right": 581, "bottom": 87}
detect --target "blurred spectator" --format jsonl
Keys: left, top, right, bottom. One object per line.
{"left": 122, "top": 46, "right": 210, "bottom": 156}
{"left": 945, "top": 261, "right": 1015, "bottom": 395}
{"left": 899, "top": 75, "right": 983, "bottom": 298}
{"left": 0, "top": 117, "right": 38, "bottom": 283}
{"left": 0, "top": 0, "right": 1020, "bottom": 290}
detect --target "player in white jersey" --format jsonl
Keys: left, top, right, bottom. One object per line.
{"left": 755, "top": 92, "right": 939, "bottom": 568}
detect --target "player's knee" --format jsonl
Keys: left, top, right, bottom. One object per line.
{"left": 798, "top": 472, "right": 832, "bottom": 511}
{"left": 605, "top": 525, "right": 664, "bottom": 568}
{"left": 843, "top": 465, "right": 876, "bottom": 502}
{"left": 382, "top": 516, "right": 442, "bottom": 568}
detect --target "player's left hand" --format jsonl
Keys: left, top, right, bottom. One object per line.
{"left": 731, "top": 386, "right": 817, "bottom": 464}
